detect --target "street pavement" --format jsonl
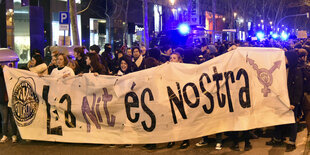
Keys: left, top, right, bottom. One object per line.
{"left": 0, "top": 123, "right": 309, "bottom": 155}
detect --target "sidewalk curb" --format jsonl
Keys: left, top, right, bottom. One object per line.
{"left": 304, "top": 133, "right": 310, "bottom": 155}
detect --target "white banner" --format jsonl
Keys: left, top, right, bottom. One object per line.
{"left": 3, "top": 47, "right": 294, "bottom": 144}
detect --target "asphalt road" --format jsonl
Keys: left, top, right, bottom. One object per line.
{"left": 0, "top": 124, "right": 308, "bottom": 155}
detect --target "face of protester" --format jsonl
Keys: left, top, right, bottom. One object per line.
{"left": 118, "top": 52, "right": 124, "bottom": 59}
{"left": 127, "top": 49, "right": 132, "bottom": 56}
{"left": 57, "top": 55, "right": 65, "bottom": 68}
{"left": 133, "top": 49, "right": 140, "bottom": 59}
{"left": 68, "top": 61, "right": 76, "bottom": 70}
{"left": 74, "top": 52, "right": 79, "bottom": 59}
{"left": 201, "top": 46, "right": 207, "bottom": 52}
{"left": 51, "top": 56, "right": 57, "bottom": 65}
{"left": 30, "top": 58, "right": 37, "bottom": 66}
{"left": 120, "top": 60, "right": 128, "bottom": 72}
{"left": 86, "top": 56, "right": 91, "bottom": 66}
{"left": 141, "top": 46, "right": 146, "bottom": 56}
{"left": 170, "top": 54, "right": 180, "bottom": 63}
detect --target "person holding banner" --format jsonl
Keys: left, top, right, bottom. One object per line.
{"left": 266, "top": 51, "right": 303, "bottom": 152}
{"left": 50, "top": 53, "right": 75, "bottom": 78}
{"left": 166, "top": 52, "right": 191, "bottom": 149}
{"left": 0, "top": 65, "right": 18, "bottom": 143}
{"left": 28, "top": 54, "right": 48, "bottom": 76}
{"left": 84, "top": 53, "right": 107, "bottom": 75}
{"left": 109, "top": 55, "right": 134, "bottom": 148}
{"left": 116, "top": 55, "right": 133, "bottom": 76}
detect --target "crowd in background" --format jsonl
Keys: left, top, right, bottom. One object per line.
{"left": 1, "top": 37, "right": 310, "bottom": 152}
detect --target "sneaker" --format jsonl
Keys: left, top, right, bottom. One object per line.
{"left": 285, "top": 144, "right": 296, "bottom": 152}
{"left": 244, "top": 142, "right": 252, "bottom": 151}
{"left": 180, "top": 141, "right": 189, "bottom": 149}
{"left": 167, "top": 142, "right": 175, "bottom": 148}
{"left": 109, "top": 144, "right": 116, "bottom": 148}
{"left": 215, "top": 143, "right": 222, "bottom": 150}
{"left": 266, "top": 139, "right": 283, "bottom": 146}
{"left": 195, "top": 139, "right": 208, "bottom": 147}
{"left": 124, "top": 144, "right": 133, "bottom": 148}
{"left": 0, "top": 136, "right": 8, "bottom": 143}
{"left": 12, "top": 135, "right": 17, "bottom": 143}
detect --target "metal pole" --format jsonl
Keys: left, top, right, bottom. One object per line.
{"left": 276, "top": 13, "right": 308, "bottom": 32}
{"left": 67, "top": 0, "right": 71, "bottom": 40}
{"left": 212, "top": 0, "right": 216, "bottom": 44}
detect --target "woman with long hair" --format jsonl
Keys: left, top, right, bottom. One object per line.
{"left": 28, "top": 54, "right": 48, "bottom": 76}
{"left": 74, "top": 47, "right": 87, "bottom": 73}
{"left": 84, "top": 53, "right": 107, "bottom": 75}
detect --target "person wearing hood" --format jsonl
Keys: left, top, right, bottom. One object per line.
{"left": 117, "top": 55, "right": 133, "bottom": 76}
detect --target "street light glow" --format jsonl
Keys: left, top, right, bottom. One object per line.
{"left": 256, "top": 32, "right": 265, "bottom": 40}
{"left": 272, "top": 33, "right": 279, "bottom": 39}
{"left": 261, "top": 20, "right": 264, "bottom": 23}
{"left": 170, "top": 0, "right": 175, "bottom": 5}
{"left": 178, "top": 23, "right": 190, "bottom": 35}
{"left": 234, "top": 12, "right": 237, "bottom": 18}
{"left": 223, "top": 17, "right": 226, "bottom": 22}
{"left": 281, "top": 32, "right": 288, "bottom": 40}
{"left": 270, "top": 21, "right": 272, "bottom": 25}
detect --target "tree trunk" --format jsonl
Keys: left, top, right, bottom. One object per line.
{"left": 143, "top": 0, "right": 149, "bottom": 49}
{"left": 123, "top": 0, "right": 130, "bottom": 45}
{"left": 105, "top": 0, "right": 111, "bottom": 43}
{"left": 212, "top": 0, "right": 216, "bottom": 43}
{"left": 69, "top": 0, "right": 80, "bottom": 45}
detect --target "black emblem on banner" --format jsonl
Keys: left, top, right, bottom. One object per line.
{"left": 12, "top": 77, "right": 39, "bottom": 127}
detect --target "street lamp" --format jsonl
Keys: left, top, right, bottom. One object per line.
{"left": 234, "top": 12, "right": 237, "bottom": 19}
{"left": 170, "top": 0, "right": 175, "bottom": 6}
{"left": 223, "top": 17, "right": 226, "bottom": 22}
{"left": 261, "top": 20, "right": 264, "bottom": 23}
{"left": 269, "top": 21, "right": 273, "bottom": 25}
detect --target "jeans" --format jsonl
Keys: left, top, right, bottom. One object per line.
{"left": 0, "top": 103, "right": 18, "bottom": 136}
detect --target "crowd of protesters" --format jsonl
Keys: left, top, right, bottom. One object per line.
{"left": 1, "top": 37, "right": 310, "bottom": 152}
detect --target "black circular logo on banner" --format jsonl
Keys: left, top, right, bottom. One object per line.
{"left": 12, "top": 78, "right": 39, "bottom": 127}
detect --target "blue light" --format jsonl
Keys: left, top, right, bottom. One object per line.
{"left": 178, "top": 23, "right": 190, "bottom": 35}
{"left": 281, "top": 32, "right": 288, "bottom": 40}
{"left": 256, "top": 32, "right": 265, "bottom": 40}
{"left": 272, "top": 33, "right": 279, "bottom": 39}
